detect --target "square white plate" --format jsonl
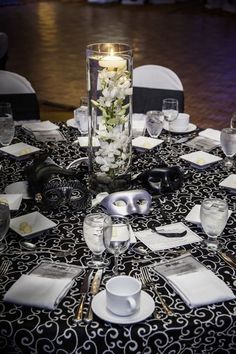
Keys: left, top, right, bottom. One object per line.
{"left": 10, "top": 211, "right": 57, "bottom": 238}
{"left": 132, "top": 136, "right": 163, "bottom": 150}
{"left": 219, "top": 174, "right": 236, "bottom": 191}
{"left": 0, "top": 142, "right": 40, "bottom": 158}
{"left": 185, "top": 204, "right": 232, "bottom": 225}
{"left": 22, "top": 120, "right": 59, "bottom": 131}
{"left": 180, "top": 151, "right": 222, "bottom": 168}
{"left": 0, "top": 194, "right": 23, "bottom": 210}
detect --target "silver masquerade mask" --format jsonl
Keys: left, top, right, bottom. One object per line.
{"left": 101, "top": 189, "right": 152, "bottom": 216}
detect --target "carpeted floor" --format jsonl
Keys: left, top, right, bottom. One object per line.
{"left": 0, "top": 0, "right": 236, "bottom": 128}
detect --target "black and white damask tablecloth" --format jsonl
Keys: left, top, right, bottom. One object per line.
{"left": 0, "top": 124, "right": 235, "bottom": 354}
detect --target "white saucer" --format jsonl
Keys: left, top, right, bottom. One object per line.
{"left": 92, "top": 290, "right": 155, "bottom": 324}
{"left": 66, "top": 118, "right": 79, "bottom": 129}
{"left": 4, "top": 181, "right": 31, "bottom": 199}
{"left": 164, "top": 123, "right": 197, "bottom": 134}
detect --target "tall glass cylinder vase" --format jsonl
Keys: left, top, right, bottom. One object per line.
{"left": 86, "top": 43, "right": 133, "bottom": 194}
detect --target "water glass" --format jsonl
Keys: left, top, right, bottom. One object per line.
{"left": 74, "top": 107, "right": 88, "bottom": 135}
{"left": 146, "top": 111, "right": 164, "bottom": 138}
{"left": 0, "top": 201, "right": 10, "bottom": 252}
{"left": 0, "top": 102, "right": 15, "bottom": 146}
{"left": 83, "top": 213, "right": 110, "bottom": 268}
{"left": 200, "top": 198, "right": 228, "bottom": 251}
{"left": 220, "top": 128, "right": 236, "bottom": 168}
{"left": 162, "top": 98, "right": 179, "bottom": 144}
{"left": 103, "top": 215, "right": 130, "bottom": 276}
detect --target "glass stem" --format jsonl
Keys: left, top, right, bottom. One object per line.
{"left": 92, "top": 254, "right": 103, "bottom": 263}
{"left": 113, "top": 254, "right": 119, "bottom": 276}
{"left": 167, "top": 121, "right": 171, "bottom": 144}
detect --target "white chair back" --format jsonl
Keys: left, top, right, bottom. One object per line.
{"left": 0, "top": 70, "right": 35, "bottom": 94}
{"left": 133, "top": 64, "right": 183, "bottom": 91}
{"left": 133, "top": 64, "right": 184, "bottom": 113}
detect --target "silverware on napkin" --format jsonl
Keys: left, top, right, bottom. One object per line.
{"left": 75, "top": 269, "right": 93, "bottom": 322}
{"left": 84, "top": 269, "right": 103, "bottom": 323}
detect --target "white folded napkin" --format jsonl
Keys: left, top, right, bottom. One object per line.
{"left": 199, "top": 128, "right": 221, "bottom": 142}
{"left": 154, "top": 254, "right": 235, "bottom": 308}
{"left": 22, "top": 120, "right": 59, "bottom": 132}
{"left": 168, "top": 270, "right": 235, "bottom": 308}
{"left": 4, "top": 274, "right": 72, "bottom": 310}
{"left": 185, "top": 204, "right": 232, "bottom": 225}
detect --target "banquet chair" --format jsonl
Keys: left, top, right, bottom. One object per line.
{"left": 0, "top": 32, "right": 8, "bottom": 70}
{"left": 133, "top": 65, "right": 184, "bottom": 114}
{"left": 0, "top": 70, "right": 40, "bottom": 121}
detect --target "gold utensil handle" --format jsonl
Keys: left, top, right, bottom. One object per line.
{"left": 152, "top": 286, "right": 174, "bottom": 316}
{"left": 75, "top": 294, "right": 85, "bottom": 321}
{"left": 84, "top": 296, "right": 93, "bottom": 323}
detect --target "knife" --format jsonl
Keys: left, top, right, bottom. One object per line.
{"left": 75, "top": 269, "right": 94, "bottom": 322}
{"left": 84, "top": 269, "right": 103, "bottom": 323}
{"left": 219, "top": 251, "right": 236, "bottom": 269}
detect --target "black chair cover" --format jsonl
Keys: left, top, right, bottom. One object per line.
{"left": 0, "top": 93, "right": 40, "bottom": 120}
{"left": 133, "top": 87, "right": 184, "bottom": 114}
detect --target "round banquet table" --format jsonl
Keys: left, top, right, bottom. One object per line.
{"left": 0, "top": 123, "right": 235, "bottom": 354}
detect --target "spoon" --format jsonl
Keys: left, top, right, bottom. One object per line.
{"left": 20, "top": 241, "right": 74, "bottom": 256}
{"left": 132, "top": 245, "right": 150, "bottom": 256}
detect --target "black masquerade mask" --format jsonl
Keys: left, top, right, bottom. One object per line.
{"left": 25, "top": 153, "right": 90, "bottom": 210}
{"left": 135, "top": 166, "right": 183, "bottom": 194}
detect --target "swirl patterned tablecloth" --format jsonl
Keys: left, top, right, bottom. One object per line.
{"left": 0, "top": 124, "right": 235, "bottom": 354}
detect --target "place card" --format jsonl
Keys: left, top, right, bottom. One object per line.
{"left": 185, "top": 136, "right": 220, "bottom": 152}
{"left": 153, "top": 254, "right": 235, "bottom": 308}
{"left": 198, "top": 128, "right": 221, "bottom": 142}
{"left": 134, "top": 222, "right": 202, "bottom": 252}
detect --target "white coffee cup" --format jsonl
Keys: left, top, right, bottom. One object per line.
{"left": 106, "top": 275, "right": 141, "bottom": 316}
{"left": 170, "top": 113, "right": 190, "bottom": 132}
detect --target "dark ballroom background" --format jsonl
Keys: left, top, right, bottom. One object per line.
{"left": 0, "top": 0, "right": 236, "bottom": 128}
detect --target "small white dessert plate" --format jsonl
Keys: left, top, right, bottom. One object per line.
{"left": 92, "top": 290, "right": 155, "bottom": 324}
{"left": 219, "top": 174, "right": 236, "bottom": 192}
{"left": 66, "top": 118, "right": 79, "bottom": 129}
{"left": 164, "top": 122, "right": 197, "bottom": 134}
{"left": 4, "top": 181, "right": 31, "bottom": 199}
{"left": 180, "top": 151, "right": 222, "bottom": 169}
{"left": 10, "top": 211, "right": 57, "bottom": 238}
{"left": 0, "top": 194, "right": 23, "bottom": 210}
{"left": 0, "top": 142, "right": 40, "bottom": 158}
{"left": 22, "top": 120, "right": 59, "bottom": 131}
{"left": 132, "top": 136, "right": 163, "bottom": 150}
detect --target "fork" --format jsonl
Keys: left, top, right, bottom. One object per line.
{"left": 134, "top": 273, "right": 161, "bottom": 320}
{"left": 141, "top": 267, "right": 174, "bottom": 316}
{"left": 0, "top": 260, "right": 11, "bottom": 276}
